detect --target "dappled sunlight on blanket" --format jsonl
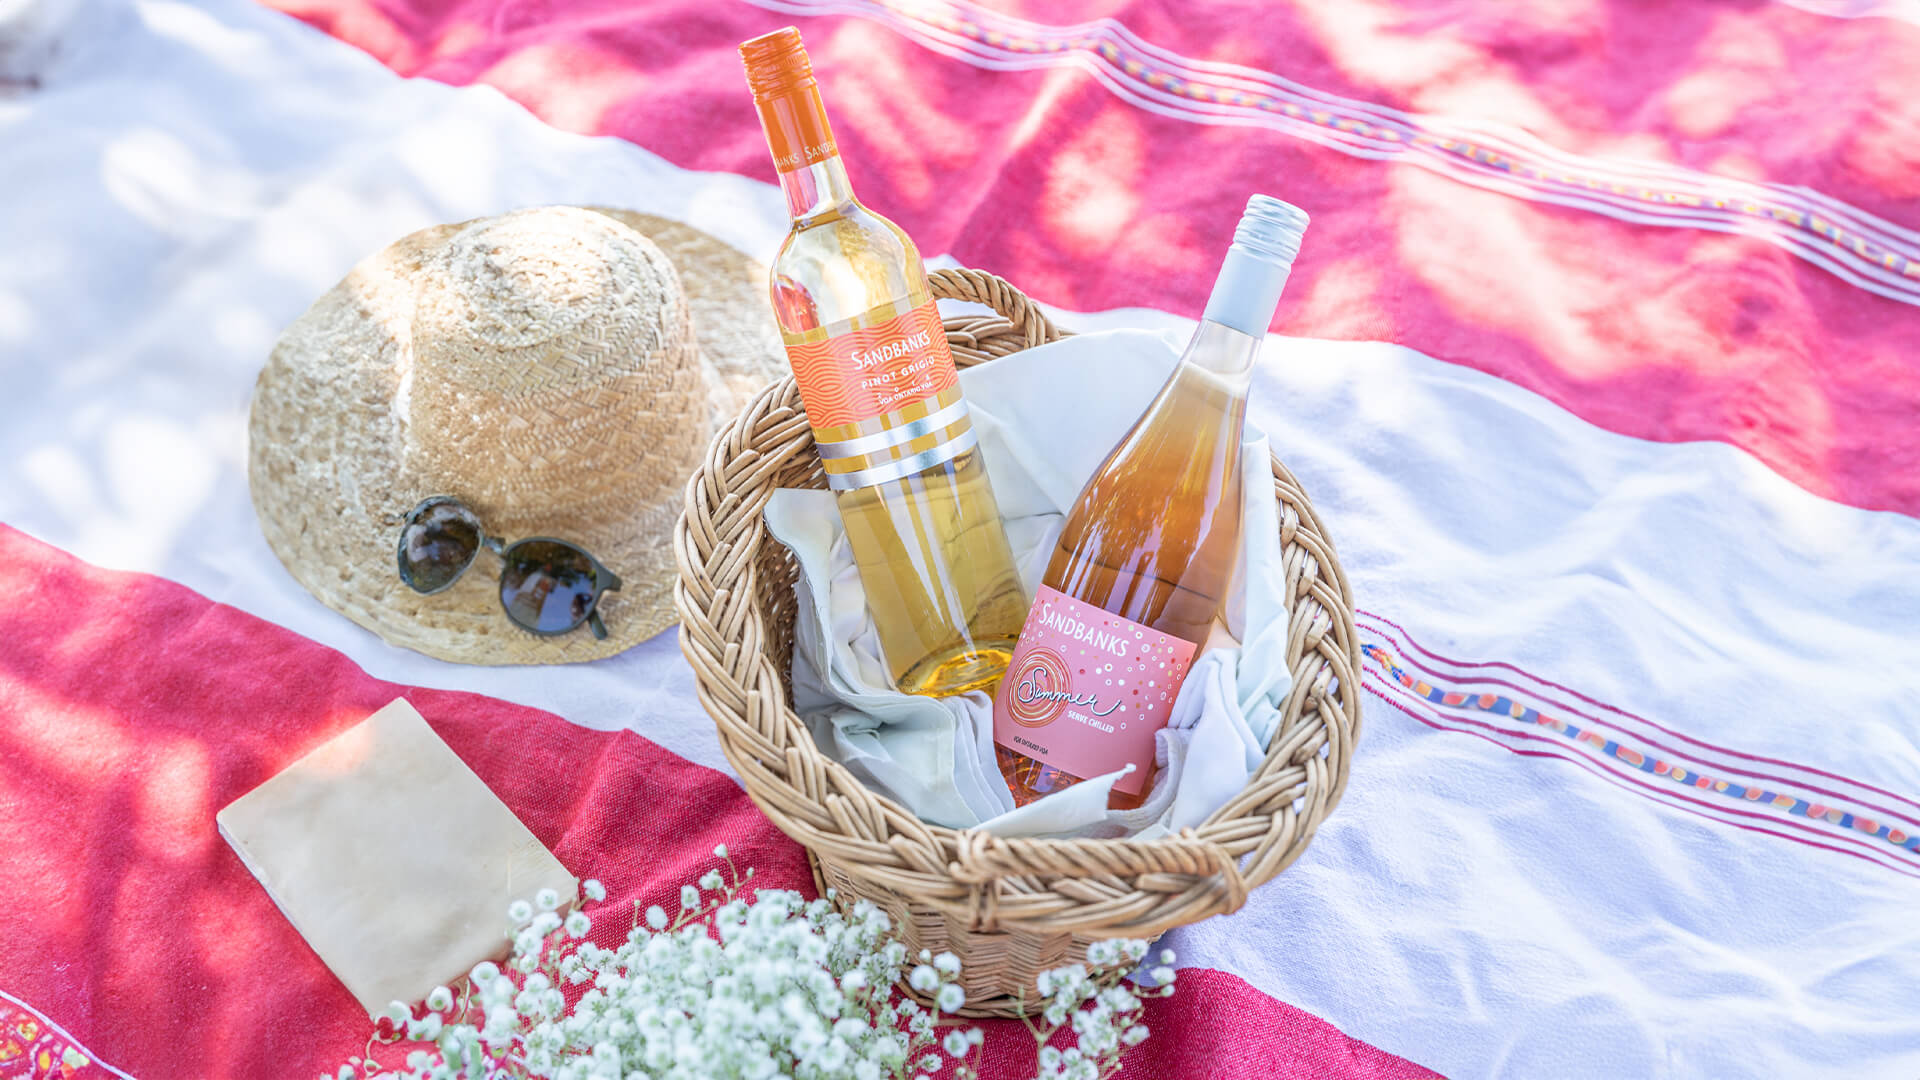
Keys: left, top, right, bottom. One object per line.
{"left": 1387, "top": 164, "right": 1843, "bottom": 492}
{"left": 0, "top": 0, "right": 533, "bottom": 585}
{"left": 479, "top": 38, "right": 637, "bottom": 135}
{"left": 0, "top": 678, "right": 139, "bottom": 781}
{"left": 816, "top": 19, "right": 981, "bottom": 201}
{"left": 1041, "top": 109, "right": 1145, "bottom": 256}
{"left": 19, "top": 414, "right": 225, "bottom": 574}
{"left": 0, "top": 523, "right": 820, "bottom": 1079}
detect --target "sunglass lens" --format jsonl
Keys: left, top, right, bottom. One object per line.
{"left": 499, "top": 540, "right": 601, "bottom": 634}
{"left": 397, "top": 498, "right": 483, "bottom": 594}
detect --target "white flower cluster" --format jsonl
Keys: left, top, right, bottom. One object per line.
{"left": 1020, "top": 940, "right": 1173, "bottom": 1080}
{"left": 333, "top": 849, "right": 1171, "bottom": 1080}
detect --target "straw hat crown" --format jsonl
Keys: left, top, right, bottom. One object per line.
{"left": 404, "top": 207, "right": 707, "bottom": 536}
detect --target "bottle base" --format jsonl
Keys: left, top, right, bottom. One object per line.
{"left": 995, "top": 744, "right": 1148, "bottom": 811}
{"left": 896, "top": 637, "right": 1017, "bottom": 697}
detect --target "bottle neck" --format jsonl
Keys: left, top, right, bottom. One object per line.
{"left": 1178, "top": 318, "right": 1262, "bottom": 389}
{"left": 778, "top": 153, "right": 857, "bottom": 221}
{"left": 1180, "top": 236, "right": 1294, "bottom": 386}
{"left": 754, "top": 82, "right": 853, "bottom": 221}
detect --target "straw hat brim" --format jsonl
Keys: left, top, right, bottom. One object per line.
{"left": 247, "top": 208, "right": 784, "bottom": 665}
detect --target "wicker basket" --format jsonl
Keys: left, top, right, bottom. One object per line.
{"left": 673, "top": 268, "right": 1361, "bottom": 1017}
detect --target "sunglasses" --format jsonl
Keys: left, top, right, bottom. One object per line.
{"left": 395, "top": 496, "right": 623, "bottom": 640}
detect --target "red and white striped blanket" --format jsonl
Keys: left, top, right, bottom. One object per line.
{"left": 2, "top": 1, "right": 1917, "bottom": 1076}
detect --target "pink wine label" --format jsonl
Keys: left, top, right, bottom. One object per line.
{"left": 993, "top": 585, "right": 1199, "bottom": 797}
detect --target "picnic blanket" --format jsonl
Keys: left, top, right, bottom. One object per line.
{"left": 2, "top": 1, "right": 1917, "bottom": 1077}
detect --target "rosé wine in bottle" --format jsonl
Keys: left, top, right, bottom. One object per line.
{"left": 741, "top": 28, "right": 1028, "bottom": 698}
{"left": 994, "top": 195, "right": 1309, "bottom": 810}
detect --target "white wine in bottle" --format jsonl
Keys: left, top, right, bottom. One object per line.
{"left": 741, "top": 28, "right": 1027, "bottom": 697}
{"left": 994, "top": 195, "right": 1310, "bottom": 810}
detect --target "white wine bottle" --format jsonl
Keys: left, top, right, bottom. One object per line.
{"left": 994, "top": 195, "right": 1309, "bottom": 810}
{"left": 741, "top": 28, "right": 1027, "bottom": 697}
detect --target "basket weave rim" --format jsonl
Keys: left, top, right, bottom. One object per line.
{"left": 673, "top": 267, "right": 1363, "bottom": 942}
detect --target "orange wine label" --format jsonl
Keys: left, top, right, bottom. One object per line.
{"left": 758, "top": 85, "right": 839, "bottom": 173}
{"left": 785, "top": 300, "right": 959, "bottom": 430}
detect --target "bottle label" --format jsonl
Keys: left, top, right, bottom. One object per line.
{"left": 993, "top": 585, "right": 1199, "bottom": 797}
{"left": 785, "top": 300, "right": 961, "bottom": 430}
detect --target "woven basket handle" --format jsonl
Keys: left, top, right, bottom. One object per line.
{"left": 947, "top": 828, "right": 1251, "bottom": 933}
{"left": 929, "top": 268, "right": 1068, "bottom": 362}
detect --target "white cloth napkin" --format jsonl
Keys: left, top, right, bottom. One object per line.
{"left": 765, "top": 328, "right": 1294, "bottom": 839}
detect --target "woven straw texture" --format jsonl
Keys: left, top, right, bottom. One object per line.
{"left": 674, "top": 269, "right": 1361, "bottom": 1016}
{"left": 250, "top": 206, "right": 786, "bottom": 666}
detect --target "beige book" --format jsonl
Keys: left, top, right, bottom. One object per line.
{"left": 218, "top": 697, "right": 574, "bottom": 1017}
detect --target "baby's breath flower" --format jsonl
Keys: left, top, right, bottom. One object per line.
{"left": 535, "top": 887, "right": 561, "bottom": 912}
{"left": 712, "top": 843, "right": 728, "bottom": 858}
{"left": 341, "top": 865, "right": 1165, "bottom": 1080}
{"left": 383, "top": 1001, "right": 409, "bottom": 1025}
{"left": 582, "top": 878, "right": 607, "bottom": 902}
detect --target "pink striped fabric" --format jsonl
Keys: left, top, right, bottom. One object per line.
{"left": 7, "top": 0, "right": 1918, "bottom": 1075}
{"left": 266, "top": 0, "right": 1920, "bottom": 517}
{"left": 0, "top": 525, "right": 1439, "bottom": 1079}
{"left": 1360, "top": 613, "right": 1920, "bottom": 880}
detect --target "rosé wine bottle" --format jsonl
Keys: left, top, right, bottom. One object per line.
{"left": 741, "top": 28, "right": 1027, "bottom": 698}
{"left": 994, "top": 195, "right": 1309, "bottom": 810}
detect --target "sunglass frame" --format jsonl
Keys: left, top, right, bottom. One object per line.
{"left": 395, "top": 496, "right": 623, "bottom": 641}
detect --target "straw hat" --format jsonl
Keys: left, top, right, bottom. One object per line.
{"left": 248, "top": 206, "right": 784, "bottom": 665}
